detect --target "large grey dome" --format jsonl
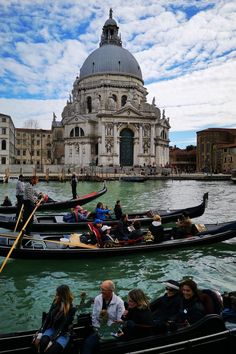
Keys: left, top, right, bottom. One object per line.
{"left": 80, "top": 44, "right": 143, "bottom": 81}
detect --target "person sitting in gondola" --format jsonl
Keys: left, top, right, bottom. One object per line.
{"left": 151, "top": 280, "right": 181, "bottom": 332}
{"left": 81, "top": 280, "right": 125, "bottom": 354}
{"left": 115, "top": 288, "right": 155, "bottom": 340}
{"left": 172, "top": 279, "right": 214, "bottom": 328}
{"left": 148, "top": 214, "right": 164, "bottom": 242}
{"left": 33, "top": 284, "right": 76, "bottom": 354}
{"left": 87, "top": 219, "right": 103, "bottom": 246}
{"left": 63, "top": 205, "right": 91, "bottom": 223}
{"left": 172, "top": 212, "right": 193, "bottom": 239}
{"left": 100, "top": 225, "right": 117, "bottom": 247}
{"left": 73, "top": 205, "right": 91, "bottom": 221}
{"left": 1, "top": 195, "right": 12, "bottom": 206}
{"left": 114, "top": 200, "right": 123, "bottom": 220}
{"left": 95, "top": 202, "right": 112, "bottom": 221}
{"left": 113, "top": 214, "right": 132, "bottom": 241}
{"left": 128, "top": 220, "right": 144, "bottom": 242}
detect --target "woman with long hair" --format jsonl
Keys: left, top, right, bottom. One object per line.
{"left": 117, "top": 288, "right": 154, "bottom": 340}
{"left": 177, "top": 279, "right": 207, "bottom": 326}
{"left": 33, "top": 284, "right": 76, "bottom": 354}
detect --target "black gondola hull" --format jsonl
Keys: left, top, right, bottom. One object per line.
{"left": 0, "top": 184, "right": 107, "bottom": 214}
{"left": 0, "top": 192, "right": 208, "bottom": 232}
{"left": 0, "top": 314, "right": 235, "bottom": 354}
{"left": 0, "top": 220, "right": 235, "bottom": 259}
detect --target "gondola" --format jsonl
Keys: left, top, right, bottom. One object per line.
{"left": 120, "top": 176, "right": 148, "bottom": 182}
{"left": 0, "top": 219, "right": 235, "bottom": 260}
{"left": 0, "top": 183, "right": 107, "bottom": 214}
{"left": 0, "top": 192, "right": 209, "bottom": 232}
{"left": 231, "top": 169, "right": 236, "bottom": 183}
{"left": 0, "top": 293, "right": 235, "bottom": 354}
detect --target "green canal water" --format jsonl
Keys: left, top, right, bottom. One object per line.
{"left": 0, "top": 179, "right": 235, "bottom": 333}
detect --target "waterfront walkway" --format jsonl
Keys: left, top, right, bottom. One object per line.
{"left": 5, "top": 172, "right": 232, "bottom": 182}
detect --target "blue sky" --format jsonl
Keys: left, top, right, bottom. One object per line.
{"left": 0, "top": 0, "right": 236, "bottom": 148}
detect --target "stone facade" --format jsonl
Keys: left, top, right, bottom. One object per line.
{"left": 52, "top": 9, "right": 170, "bottom": 168}
{"left": 0, "top": 113, "right": 15, "bottom": 165}
{"left": 15, "top": 128, "right": 52, "bottom": 169}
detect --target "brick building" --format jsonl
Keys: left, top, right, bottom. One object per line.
{"left": 169, "top": 146, "right": 196, "bottom": 173}
{"left": 196, "top": 128, "right": 236, "bottom": 173}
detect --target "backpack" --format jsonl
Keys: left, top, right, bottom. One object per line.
{"left": 202, "top": 289, "right": 224, "bottom": 314}
{"left": 63, "top": 213, "right": 75, "bottom": 223}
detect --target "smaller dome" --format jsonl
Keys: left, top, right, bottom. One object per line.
{"left": 104, "top": 18, "right": 117, "bottom": 26}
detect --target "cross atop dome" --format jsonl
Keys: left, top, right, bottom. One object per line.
{"left": 109, "top": 8, "right": 113, "bottom": 18}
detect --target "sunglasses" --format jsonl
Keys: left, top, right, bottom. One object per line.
{"left": 166, "top": 287, "right": 174, "bottom": 291}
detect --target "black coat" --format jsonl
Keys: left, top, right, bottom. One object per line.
{"left": 149, "top": 223, "right": 164, "bottom": 242}
{"left": 114, "top": 205, "right": 122, "bottom": 220}
{"left": 114, "top": 220, "right": 130, "bottom": 240}
{"left": 41, "top": 302, "right": 76, "bottom": 340}
{"left": 175, "top": 296, "right": 206, "bottom": 325}
{"left": 121, "top": 307, "right": 154, "bottom": 340}
{"left": 152, "top": 292, "right": 181, "bottom": 323}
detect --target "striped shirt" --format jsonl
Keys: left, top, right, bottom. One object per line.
{"left": 24, "top": 183, "right": 38, "bottom": 204}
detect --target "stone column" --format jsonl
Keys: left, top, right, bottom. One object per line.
{"left": 139, "top": 125, "right": 143, "bottom": 154}
{"left": 101, "top": 123, "right": 106, "bottom": 155}
{"left": 151, "top": 125, "right": 155, "bottom": 155}
{"left": 114, "top": 124, "right": 118, "bottom": 155}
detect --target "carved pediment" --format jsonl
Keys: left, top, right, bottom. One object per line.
{"left": 114, "top": 104, "right": 143, "bottom": 118}
{"left": 66, "top": 115, "right": 88, "bottom": 125}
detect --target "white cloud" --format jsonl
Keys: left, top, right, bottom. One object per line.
{"left": 147, "top": 59, "right": 236, "bottom": 132}
{"left": 0, "top": 98, "right": 66, "bottom": 129}
{"left": 0, "top": 0, "right": 235, "bottom": 138}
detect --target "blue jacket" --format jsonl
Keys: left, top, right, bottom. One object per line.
{"left": 95, "top": 207, "right": 110, "bottom": 220}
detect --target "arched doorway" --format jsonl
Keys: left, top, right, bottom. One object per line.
{"left": 120, "top": 128, "right": 134, "bottom": 166}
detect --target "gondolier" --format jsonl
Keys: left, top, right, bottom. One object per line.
{"left": 15, "top": 174, "right": 25, "bottom": 218}
{"left": 22, "top": 176, "right": 40, "bottom": 234}
{"left": 71, "top": 172, "right": 78, "bottom": 199}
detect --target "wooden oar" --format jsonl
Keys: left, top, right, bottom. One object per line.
{"left": 14, "top": 204, "right": 24, "bottom": 232}
{"left": 0, "top": 197, "right": 44, "bottom": 273}
{"left": 0, "top": 232, "right": 98, "bottom": 250}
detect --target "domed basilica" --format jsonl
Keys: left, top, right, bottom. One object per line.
{"left": 52, "top": 9, "right": 170, "bottom": 168}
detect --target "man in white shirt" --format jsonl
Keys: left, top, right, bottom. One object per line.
{"left": 82, "top": 280, "right": 125, "bottom": 354}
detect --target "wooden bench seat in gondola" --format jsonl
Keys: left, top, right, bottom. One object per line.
{"left": 36, "top": 216, "right": 57, "bottom": 224}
